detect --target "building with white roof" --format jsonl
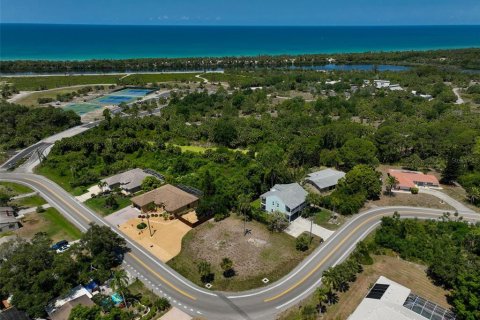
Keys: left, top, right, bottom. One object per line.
{"left": 374, "top": 80, "right": 391, "bottom": 88}
{"left": 348, "top": 276, "right": 455, "bottom": 320}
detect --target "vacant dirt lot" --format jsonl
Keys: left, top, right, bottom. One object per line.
{"left": 119, "top": 216, "right": 191, "bottom": 262}
{"left": 168, "top": 216, "right": 320, "bottom": 291}
{"left": 365, "top": 192, "right": 454, "bottom": 211}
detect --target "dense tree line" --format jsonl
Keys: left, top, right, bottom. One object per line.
{"left": 39, "top": 65, "right": 480, "bottom": 216}
{"left": 0, "top": 225, "right": 128, "bottom": 318}
{"left": 376, "top": 215, "right": 480, "bottom": 319}
{"left": 1, "top": 49, "right": 478, "bottom": 74}
{"left": 0, "top": 102, "right": 80, "bottom": 150}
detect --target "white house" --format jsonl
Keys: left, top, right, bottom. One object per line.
{"left": 388, "top": 84, "right": 404, "bottom": 91}
{"left": 374, "top": 80, "right": 391, "bottom": 89}
{"left": 260, "top": 183, "right": 308, "bottom": 221}
{"left": 348, "top": 276, "right": 455, "bottom": 320}
{"left": 306, "top": 168, "right": 346, "bottom": 192}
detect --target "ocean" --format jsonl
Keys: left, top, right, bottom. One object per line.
{"left": 1, "top": 24, "right": 479, "bottom": 61}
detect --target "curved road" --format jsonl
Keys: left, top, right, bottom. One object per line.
{"left": 1, "top": 172, "right": 479, "bottom": 319}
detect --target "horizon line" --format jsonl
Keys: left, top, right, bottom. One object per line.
{"left": 2, "top": 22, "right": 480, "bottom": 27}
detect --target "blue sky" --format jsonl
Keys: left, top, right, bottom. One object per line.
{"left": 1, "top": 0, "right": 479, "bottom": 26}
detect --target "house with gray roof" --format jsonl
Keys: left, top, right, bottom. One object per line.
{"left": 0, "top": 207, "right": 20, "bottom": 233}
{"left": 101, "top": 168, "right": 152, "bottom": 194}
{"left": 306, "top": 168, "right": 345, "bottom": 192}
{"left": 260, "top": 183, "right": 308, "bottom": 221}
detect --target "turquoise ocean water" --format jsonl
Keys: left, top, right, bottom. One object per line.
{"left": 1, "top": 24, "right": 479, "bottom": 60}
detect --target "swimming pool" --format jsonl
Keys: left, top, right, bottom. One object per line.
{"left": 111, "top": 292, "right": 123, "bottom": 305}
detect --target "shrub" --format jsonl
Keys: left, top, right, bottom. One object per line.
{"left": 410, "top": 187, "right": 419, "bottom": 194}
{"left": 295, "top": 233, "right": 311, "bottom": 251}
{"left": 137, "top": 222, "right": 147, "bottom": 230}
{"left": 154, "top": 297, "right": 170, "bottom": 311}
{"left": 36, "top": 206, "right": 45, "bottom": 213}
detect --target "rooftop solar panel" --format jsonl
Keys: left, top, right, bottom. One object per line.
{"left": 366, "top": 283, "right": 390, "bottom": 299}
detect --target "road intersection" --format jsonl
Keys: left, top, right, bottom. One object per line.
{"left": 1, "top": 171, "right": 478, "bottom": 319}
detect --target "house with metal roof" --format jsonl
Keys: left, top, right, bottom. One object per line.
{"left": 260, "top": 183, "right": 308, "bottom": 221}
{"left": 101, "top": 168, "right": 152, "bottom": 194}
{"left": 306, "top": 168, "right": 346, "bottom": 192}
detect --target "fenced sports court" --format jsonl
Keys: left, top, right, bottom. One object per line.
{"left": 63, "top": 87, "right": 154, "bottom": 115}
{"left": 63, "top": 103, "right": 101, "bottom": 115}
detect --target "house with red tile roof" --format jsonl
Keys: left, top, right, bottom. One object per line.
{"left": 388, "top": 169, "right": 441, "bottom": 191}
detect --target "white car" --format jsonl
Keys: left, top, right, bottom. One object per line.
{"left": 56, "top": 244, "right": 71, "bottom": 254}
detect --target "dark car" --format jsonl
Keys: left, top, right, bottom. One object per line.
{"left": 50, "top": 240, "right": 68, "bottom": 250}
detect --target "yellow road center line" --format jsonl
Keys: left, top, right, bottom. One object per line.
{"left": 23, "top": 177, "right": 197, "bottom": 301}
{"left": 264, "top": 211, "right": 436, "bottom": 302}
{"left": 24, "top": 178, "right": 92, "bottom": 223}
{"left": 129, "top": 253, "right": 197, "bottom": 300}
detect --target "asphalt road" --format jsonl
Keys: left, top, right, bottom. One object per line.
{"left": 2, "top": 172, "right": 479, "bottom": 319}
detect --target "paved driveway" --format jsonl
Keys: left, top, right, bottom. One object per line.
{"left": 285, "top": 217, "right": 334, "bottom": 241}
{"left": 105, "top": 206, "right": 140, "bottom": 226}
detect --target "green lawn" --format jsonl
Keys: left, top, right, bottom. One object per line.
{"left": 35, "top": 165, "right": 89, "bottom": 195}
{"left": 85, "top": 195, "right": 131, "bottom": 216}
{"left": 0, "top": 182, "right": 33, "bottom": 196}
{"left": 15, "top": 86, "right": 92, "bottom": 107}
{"left": 128, "top": 279, "right": 159, "bottom": 302}
{"left": 14, "top": 195, "right": 47, "bottom": 208}
{"left": 171, "top": 144, "right": 249, "bottom": 154}
{"left": 1, "top": 75, "right": 121, "bottom": 91}
{"left": 1, "top": 73, "right": 199, "bottom": 91}
{"left": 42, "top": 208, "right": 82, "bottom": 240}
{"left": 313, "top": 209, "right": 345, "bottom": 230}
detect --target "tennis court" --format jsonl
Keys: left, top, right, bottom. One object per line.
{"left": 114, "top": 88, "right": 153, "bottom": 96}
{"left": 63, "top": 87, "right": 154, "bottom": 115}
{"left": 94, "top": 95, "right": 136, "bottom": 104}
{"left": 63, "top": 103, "right": 101, "bottom": 115}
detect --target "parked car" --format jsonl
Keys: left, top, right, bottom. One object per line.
{"left": 51, "top": 240, "right": 68, "bottom": 251}
{"left": 56, "top": 244, "right": 71, "bottom": 254}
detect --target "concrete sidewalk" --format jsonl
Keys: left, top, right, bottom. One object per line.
{"left": 159, "top": 307, "right": 192, "bottom": 320}
{"left": 285, "top": 217, "right": 334, "bottom": 240}
{"left": 419, "top": 188, "right": 476, "bottom": 214}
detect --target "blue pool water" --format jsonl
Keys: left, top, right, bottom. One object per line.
{"left": 115, "top": 88, "right": 154, "bottom": 96}
{"left": 94, "top": 95, "right": 136, "bottom": 104}
{"left": 1, "top": 24, "right": 479, "bottom": 60}
{"left": 111, "top": 292, "right": 123, "bottom": 305}
{"left": 64, "top": 87, "right": 152, "bottom": 114}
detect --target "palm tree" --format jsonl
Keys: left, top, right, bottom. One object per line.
{"left": 315, "top": 285, "right": 329, "bottom": 313}
{"left": 97, "top": 180, "right": 107, "bottom": 193}
{"left": 220, "top": 257, "right": 234, "bottom": 277}
{"left": 385, "top": 175, "right": 399, "bottom": 196}
{"left": 111, "top": 269, "right": 129, "bottom": 308}
{"left": 197, "top": 260, "right": 212, "bottom": 283}
{"left": 237, "top": 194, "right": 252, "bottom": 236}
{"left": 467, "top": 186, "right": 480, "bottom": 205}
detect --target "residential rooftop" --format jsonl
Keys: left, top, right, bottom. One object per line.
{"left": 261, "top": 183, "right": 307, "bottom": 210}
